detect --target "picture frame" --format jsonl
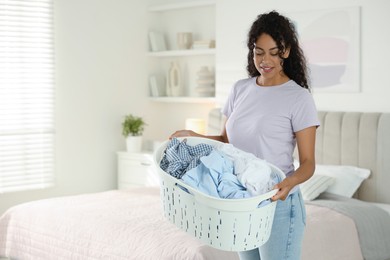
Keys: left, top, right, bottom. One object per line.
{"left": 288, "top": 6, "right": 361, "bottom": 92}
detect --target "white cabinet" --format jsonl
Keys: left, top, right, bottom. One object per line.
{"left": 117, "top": 152, "right": 159, "bottom": 190}
{"left": 147, "top": 0, "right": 216, "bottom": 103}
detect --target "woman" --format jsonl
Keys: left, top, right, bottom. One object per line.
{"left": 170, "top": 10, "right": 320, "bottom": 260}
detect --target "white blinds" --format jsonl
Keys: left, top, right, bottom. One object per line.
{"left": 0, "top": 0, "right": 55, "bottom": 193}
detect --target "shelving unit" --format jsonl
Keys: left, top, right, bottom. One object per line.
{"left": 148, "top": 0, "right": 215, "bottom": 12}
{"left": 147, "top": 48, "right": 215, "bottom": 57}
{"left": 147, "top": 1, "right": 216, "bottom": 103}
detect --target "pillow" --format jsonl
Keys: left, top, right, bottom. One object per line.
{"left": 314, "top": 164, "right": 370, "bottom": 198}
{"left": 300, "top": 174, "right": 335, "bottom": 201}
{"left": 295, "top": 160, "right": 371, "bottom": 198}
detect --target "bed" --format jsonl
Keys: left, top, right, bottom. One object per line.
{"left": 1, "top": 110, "right": 390, "bottom": 260}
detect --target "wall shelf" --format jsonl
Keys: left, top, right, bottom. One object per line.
{"left": 147, "top": 1, "right": 216, "bottom": 104}
{"left": 148, "top": 0, "right": 215, "bottom": 12}
{"left": 147, "top": 48, "right": 215, "bottom": 57}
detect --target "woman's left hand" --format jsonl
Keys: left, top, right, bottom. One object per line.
{"left": 169, "top": 130, "right": 200, "bottom": 139}
{"left": 271, "top": 177, "right": 295, "bottom": 201}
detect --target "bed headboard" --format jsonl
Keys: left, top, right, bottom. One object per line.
{"left": 207, "top": 109, "right": 390, "bottom": 204}
{"left": 316, "top": 111, "right": 390, "bottom": 204}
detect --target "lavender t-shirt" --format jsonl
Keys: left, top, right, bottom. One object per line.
{"left": 223, "top": 77, "right": 320, "bottom": 177}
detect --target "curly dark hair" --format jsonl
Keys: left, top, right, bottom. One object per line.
{"left": 246, "top": 11, "right": 310, "bottom": 90}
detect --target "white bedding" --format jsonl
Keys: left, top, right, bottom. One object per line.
{"left": 0, "top": 188, "right": 383, "bottom": 260}
{"left": 0, "top": 188, "right": 238, "bottom": 260}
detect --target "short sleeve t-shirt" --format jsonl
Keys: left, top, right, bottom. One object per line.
{"left": 223, "top": 77, "right": 320, "bottom": 177}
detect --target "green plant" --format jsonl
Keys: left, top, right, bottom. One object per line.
{"left": 122, "top": 114, "right": 146, "bottom": 137}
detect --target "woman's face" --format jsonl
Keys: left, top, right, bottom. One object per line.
{"left": 253, "top": 33, "right": 290, "bottom": 85}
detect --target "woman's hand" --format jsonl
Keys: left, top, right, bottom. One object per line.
{"left": 169, "top": 130, "right": 201, "bottom": 139}
{"left": 271, "top": 177, "right": 295, "bottom": 201}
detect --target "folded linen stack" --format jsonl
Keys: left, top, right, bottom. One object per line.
{"left": 192, "top": 40, "right": 215, "bottom": 49}
{"left": 195, "top": 66, "right": 215, "bottom": 97}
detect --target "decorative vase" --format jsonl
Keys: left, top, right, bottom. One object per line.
{"left": 166, "top": 62, "right": 182, "bottom": 97}
{"left": 126, "top": 136, "right": 143, "bottom": 153}
{"left": 177, "top": 32, "right": 193, "bottom": 49}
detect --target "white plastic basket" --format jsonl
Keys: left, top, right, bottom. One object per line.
{"left": 154, "top": 137, "right": 284, "bottom": 252}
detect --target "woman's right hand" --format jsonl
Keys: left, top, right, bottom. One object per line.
{"left": 169, "top": 130, "right": 201, "bottom": 139}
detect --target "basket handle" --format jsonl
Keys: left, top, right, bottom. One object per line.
{"left": 174, "top": 180, "right": 205, "bottom": 197}
{"left": 174, "top": 179, "right": 280, "bottom": 209}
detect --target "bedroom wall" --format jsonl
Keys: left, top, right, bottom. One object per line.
{"left": 215, "top": 0, "right": 390, "bottom": 113}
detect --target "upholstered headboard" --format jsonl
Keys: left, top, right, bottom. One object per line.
{"left": 207, "top": 109, "right": 390, "bottom": 204}
{"left": 315, "top": 111, "right": 390, "bottom": 204}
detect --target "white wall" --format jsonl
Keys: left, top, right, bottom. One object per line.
{"left": 215, "top": 0, "right": 390, "bottom": 112}
{"left": 0, "top": 0, "right": 151, "bottom": 214}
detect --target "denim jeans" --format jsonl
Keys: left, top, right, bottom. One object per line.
{"left": 238, "top": 190, "right": 306, "bottom": 260}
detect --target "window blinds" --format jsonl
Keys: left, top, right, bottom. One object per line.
{"left": 0, "top": 0, "right": 55, "bottom": 193}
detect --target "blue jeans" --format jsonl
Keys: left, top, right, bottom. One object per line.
{"left": 238, "top": 190, "right": 306, "bottom": 260}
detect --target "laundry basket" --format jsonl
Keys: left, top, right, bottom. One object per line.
{"left": 154, "top": 137, "right": 284, "bottom": 252}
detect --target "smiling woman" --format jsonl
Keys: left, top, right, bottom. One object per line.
{"left": 253, "top": 33, "right": 290, "bottom": 86}
{"left": 227, "top": 11, "right": 319, "bottom": 260}
{"left": 169, "top": 10, "right": 320, "bottom": 260}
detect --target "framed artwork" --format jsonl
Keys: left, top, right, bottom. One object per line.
{"left": 288, "top": 6, "right": 361, "bottom": 92}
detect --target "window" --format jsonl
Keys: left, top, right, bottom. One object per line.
{"left": 0, "top": 0, "right": 55, "bottom": 193}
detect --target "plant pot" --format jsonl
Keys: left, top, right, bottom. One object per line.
{"left": 126, "top": 136, "right": 143, "bottom": 153}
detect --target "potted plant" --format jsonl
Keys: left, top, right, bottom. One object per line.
{"left": 122, "top": 114, "right": 146, "bottom": 152}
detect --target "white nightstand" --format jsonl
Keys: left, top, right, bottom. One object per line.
{"left": 117, "top": 151, "right": 159, "bottom": 190}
